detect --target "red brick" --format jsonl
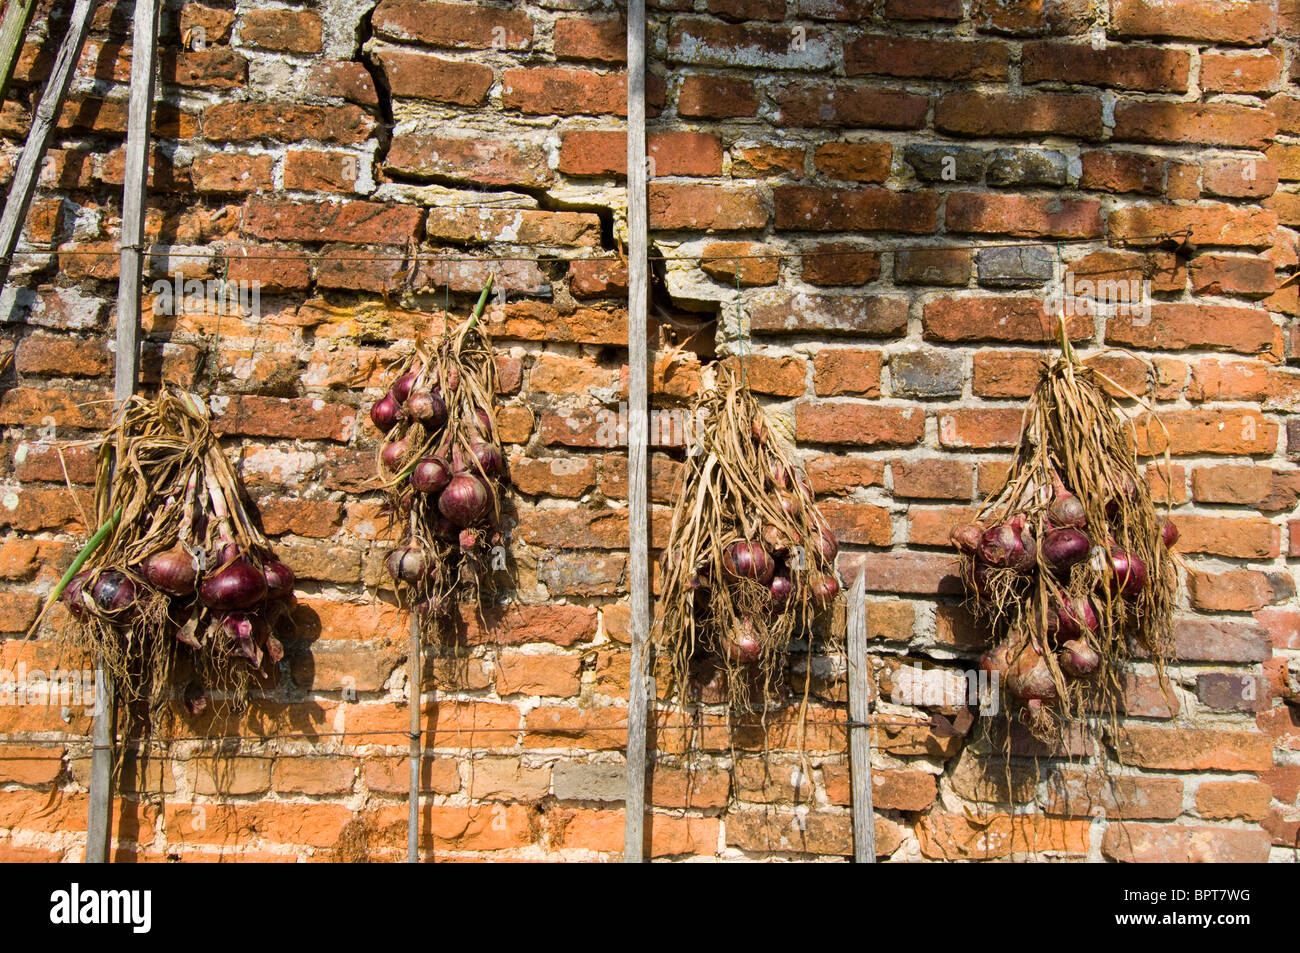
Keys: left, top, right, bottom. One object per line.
{"left": 700, "top": 242, "right": 780, "bottom": 286}
{"left": 937, "top": 408, "right": 1023, "bottom": 449}
{"left": 1190, "top": 254, "right": 1276, "bottom": 296}
{"left": 881, "top": 0, "right": 960, "bottom": 19}
{"left": 426, "top": 207, "right": 599, "bottom": 247}
{"left": 677, "top": 73, "right": 758, "bottom": 118}
{"left": 802, "top": 242, "right": 881, "bottom": 286}
{"left": 496, "top": 653, "right": 582, "bottom": 697}
{"left": 811, "top": 143, "right": 891, "bottom": 184}
{"left": 373, "top": 47, "right": 494, "bottom": 105}
{"left": 806, "top": 456, "right": 886, "bottom": 495}
{"left": 240, "top": 197, "right": 423, "bottom": 245}
{"left": 372, "top": 0, "right": 533, "bottom": 49}
{"left": 1188, "top": 569, "right": 1287, "bottom": 611}
{"left": 190, "top": 152, "right": 273, "bottom": 193}
{"left": 917, "top": 813, "right": 1090, "bottom": 860}
{"left": 845, "top": 36, "right": 1010, "bottom": 81}
{"left": 667, "top": 17, "right": 835, "bottom": 69}
{"left": 1111, "top": 726, "right": 1273, "bottom": 772}
{"left": 1112, "top": 0, "right": 1276, "bottom": 44}
{"left": 775, "top": 83, "right": 928, "bottom": 129}
{"left": 388, "top": 134, "right": 550, "bottom": 188}
{"left": 648, "top": 183, "right": 766, "bottom": 230}
{"left": 1022, "top": 41, "right": 1190, "bottom": 92}
{"left": 1134, "top": 409, "right": 1277, "bottom": 457}
{"left": 161, "top": 48, "right": 247, "bottom": 88}
{"left": 817, "top": 500, "right": 892, "bottom": 546}
{"left": 305, "top": 61, "right": 379, "bottom": 106}
{"left": 795, "top": 402, "right": 924, "bottom": 447}
{"left": 1079, "top": 150, "right": 1163, "bottom": 195}
{"left": 554, "top": 17, "right": 624, "bottom": 63}
{"left": 202, "top": 102, "right": 373, "bottom": 144}
{"left": 1114, "top": 102, "right": 1275, "bottom": 150}
{"left": 1107, "top": 303, "right": 1275, "bottom": 355}
{"left": 774, "top": 186, "right": 939, "bottom": 233}
{"left": 1201, "top": 51, "right": 1282, "bottom": 93}
{"left": 1102, "top": 823, "right": 1271, "bottom": 863}
{"left": 813, "top": 349, "right": 883, "bottom": 396}
{"left": 935, "top": 90, "right": 1103, "bottom": 139}
{"left": 923, "top": 296, "right": 1091, "bottom": 344}
{"left": 558, "top": 130, "right": 722, "bottom": 177}
{"left": 1044, "top": 772, "right": 1184, "bottom": 820}
{"left": 1109, "top": 202, "right": 1276, "bottom": 247}
{"left": 946, "top": 192, "right": 1102, "bottom": 238}
{"left": 502, "top": 68, "right": 632, "bottom": 116}
{"left": 239, "top": 9, "right": 323, "bottom": 53}
{"left": 569, "top": 259, "right": 628, "bottom": 297}
{"left": 893, "top": 459, "right": 973, "bottom": 500}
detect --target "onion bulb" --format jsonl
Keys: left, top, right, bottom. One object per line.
{"left": 1048, "top": 596, "right": 1098, "bottom": 641}
{"left": 979, "top": 642, "right": 1013, "bottom": 680}
{"left": 722, "top": 541, "right": 775, "bottom": 585}
{"left": 1048, "top": 492, "right": 1087, "bottom": 528}
{"left": 760, "top": 523, "right": 791, "bottom": 559}
{"left": 1160, "top": 517, "right": 1179, "bottom": 548}
{"left": 949, "top": 523, "right": 983, "bottom": 554}
{"left": 1059, "top": 638, "right": 1101, "bottom": 678}
{"left": 219, "top": 613, "right": 265, "bottom": 666}
{"left": 91, "top": 571, "right": 137, "bottom": 616}
{"left": 391, "top": 371, "right": 418, "bottom": 405}
{"left": 407, "top": 390, "right": 448, "bottom": 430}
{"left": 808, "top": 571, "right": 840, "bottom": 610}
{"left": 466, "top": 439, "right": 504, "bottom": 479}
{"left": 199, "top": 557, "right": 267, "bottom": 610}
{"left": 768, "top": 574, "right": 793, "bottom": 612}
{"left": 61, "top": 571, "right": 93, "bottom": 620}
{"left": 1005, "top": 645, "right": 1058, "bottom": 702}
{"left": 1043, "top": 527, "right": 1091, "bottom": 570}
{"left": 1108, "top": 549, "right": 1147, "bottom": 600}
{"left": 438, "top": 473, "right": 492, "bottom": 527}
{"left": 410, "top": 456, "right": 452, "bottom": 494}
{"left": 380, "top": 439, "right": 409, "bottom": 472}
{"left": 370, "top": 393, "right": 401, "bottom": 433}
{"left": 386, "top": 545, "right": 427, "bottom": 583}
{"left": 724, "top": 617, "right": 762, "bottom": 663}
{"left": 263, "top": 561, "right": 295, "bottom": 602}
{"left": 978, "top": 522, "right": 1023, "bottom": 569}
{"left": 815, "top": 525, "right": 839, "bottom": 563}
{"left": 144, "top": 544, "right": 197, "bottom": 596}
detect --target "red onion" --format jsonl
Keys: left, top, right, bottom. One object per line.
{"left": 263, "top": 561, "right": 295, "bottom": 602}
{"left": 92, "top": 571, "right": 137, "bottom": 616}
{"left": 978, "top": 523, "right": 1023, "bottom": 569}
{"left": 471, "top": 407, "right": 493, "bottom": 436}
{"left": 760, "top": 523, "right": 790, "bottom": 559}
{"left": 370, "top": 392, "right": 402, "bottom": 433}
{"left": 724, "top": 617, "right": 762, "bottom": 663}
{"left": 391, "top": 371, "right": 418, "bottom": 405}
{"left": 444, "top": 365, "right": 460, "bottom": 392}
{"left": 410, "top": 456, "right": 452, "bottom": 494}
{"left": 407, "top": 390, "right": 447, "bottom": 429}
{"left": 61, "top": 571, "right": 93, "bottom": 620}
{"left": 1059, "top": 638, "right": 1100, "bottom": 678}
{"left": 815, "top": 525, "right": 838, "bottom": 563}
{"left": 777, "top": 493, "right": 801, "bottom": 519}
{"left": 808, "top": 571, "right": 840, "bottom": 610}
{"left": 381, "top": 439, "right": 409, "bottom": 472}
{"left": 199, "top": 557, "right": 267, "bottom": 610}
{"left": 768, "top": 574, "right": 793, "bottom": 611}
{"left": 949, "top": 523, "right": 983, "bottom": 553}
{"left": 722, "top": 541, "right": 775, "bottom": 584}
{"left": 1048, "top": 492, "right": 1086, "bottom": 528}
{"left": 980, "top": 642, "right": 1013, "bottom": 679}
{"left": 1160, "top": 518, "right": 1179, "bottom": 548}
{"left": 219, "top": 613, "right": 264, "bottom": 666}
{"left": 1049, "top": 596, "right": 1098, "bottom": 641}
{"left": 386, "top": 545, "right": 427, "bottom": 583}
{"left": 751, "top": 415, "right": 767, "bottom": 446}
{"left": 1005, "top": 645, "right": 1058, "bottom": 702}
{"left": 433, "top": 514, "right": 460, "bottom": 543}
{"left": 438, "top": 473, "right": 492, "bottom": 527}
{"left": 466, "top": 439, "right": 504, "bottom": 479}
{"left": 1108, "top": 549, "right": 1147, "bottom": 600}
{"left": 144, "top": 544, "right": 197, "bottom": 596}
{"left": 1043, "top": 527, "right": 1091, "bottom": 570}
{"left": 769, "top": 461, "right": 794, "bottom": 490}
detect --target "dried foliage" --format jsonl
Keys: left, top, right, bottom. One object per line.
{"left": 955, "top": 341, "right": 1179, "bottom": 741}
{"left": 656, "top": 363, "right": 843, "bottom": 712}
{"left": 45, "top": 387, "right": 295, "bottom": 729}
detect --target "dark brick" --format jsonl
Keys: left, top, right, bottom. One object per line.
{"left": 975, "top": 245, "right": 1055, "bottom": 288}
{"left": 903, "top": 144, "right": 987, "bottom": 182}
{"left": 891, "top": 351, "right": 964, "bottom": 398}
{"left": 985, "top": 148, "right": 1070, "bottom": 187}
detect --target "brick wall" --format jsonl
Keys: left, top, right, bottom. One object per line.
{"left": 0, "top": 0, "right": 1296, "bottom": 862}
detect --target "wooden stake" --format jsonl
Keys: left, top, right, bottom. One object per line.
{"left": 0, "top": 0, "right": 39, "bottom": 105}
{"left": 408, "top": 613, "right": 421, "bottom": 863}
{"left": 0, "top": 0, "right": 94, "bottom": 291}
{"left": 87, "top": 0, "right": 160, "bottom": 865}
{"left": 622, "top": 0, "right": 650, "bottom": 865}
{"left": 847, "top": 571, "right": 875, "bottom": 863}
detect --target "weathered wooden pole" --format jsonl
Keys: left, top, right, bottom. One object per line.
{"left": 88, "top": 0, "right": 161, "bottom": 864}
{"left": 846, "top": 571, "right": 876, "bottom": 862}
{"left": 0, "top": 0, "right": 40, "bottom": 104}
{"left": 622, "top": 0, "right": 650, "bottom": 864}
{"left": 0, "top": 0, "right": 94, "bottom": 291}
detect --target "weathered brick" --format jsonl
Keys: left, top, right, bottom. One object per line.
{"left": 372, "top": 0, "right": 532, "bottom": 49}
{"left": 240, "top": 9, "right": 323, "bottom": 53}
{"left": 373, "top": 46, "right": 494, "bottom": 105}
{"left": 935, "top": 90, "right": 1103, "bottom": 139}
{"left": 795, "top": 402, "right": 924, "bottom": 447}
{"left": 1022, "top": 41, "right": 1190, "bottom": 92}
{"left": 1102, "top": 823, "right": 1271, "bottom": 863}
{"left": 202, "top": 102, "right": 374, "bottom": 144}
{"left": 845, "top": 36, "right": 1010, "bottom": 81}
